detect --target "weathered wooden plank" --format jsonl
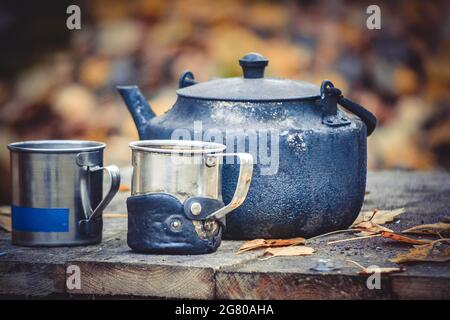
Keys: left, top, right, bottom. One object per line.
{"left": 363, "top": 171, "right": 450, "bottom": 227}
{"left": 70, "top": 260, "right": 215, "bottom": 299}
{"left": 216, "top": 171, "right": 450, "bottom": 300}
{"left": 0, "top": 262, "right": 65, "bottom": 296}
{"left": 216, "top": 271, "right": 392, "bottom": 300}
{"left": 216, "top": 252, "right": 449, "bottom": 300}
{"left": 216, "top": 243, "right": 450, "bottom": 299}
{"left": 215, "top": 240, "right": 396, "bottom": 300}
{"left": 0, "top": 242, "right": 78, "bottom": 296}
{"left": 0, "top": 187, "right": 127, "bottom": 297}
{"left": 388, "top": 263, "right": 450, "bottom": 299}
{"left": 392, "top": 275, "right": 450, "bottom": 299}
{"left": 0, "top": 218, "right": 126, "bottom": 296}
{"left": 0, "top": 171, "right": 449, "bottom": 299}
{"left": 66, "top": 235, "right": 259, "bottom": 299}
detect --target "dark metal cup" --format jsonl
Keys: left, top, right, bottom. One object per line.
{"left": 8, "top": 140, "right": 120, "bottom": 246}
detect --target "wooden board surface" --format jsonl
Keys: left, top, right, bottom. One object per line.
{"left": 0, "top": 171, "right": 449, "bottom": 299}
{"left": 66, "top": 237, "right": 260, "bottom": 299}
{"left": 0, "top": 218, "right": 126, "bottom": 296}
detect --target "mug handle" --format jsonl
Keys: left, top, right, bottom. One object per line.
{"left": 205, "top": 153, "right": 253, "bottom": 220}
{"left": 79, "top": 165, "right": 121, "bottom": 233}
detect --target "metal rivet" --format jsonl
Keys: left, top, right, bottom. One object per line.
{"left": 204, "top": 223, "right": 213, "bottom": 231}
{"left": 206, "top": 156, "right": 217, "bottom": 167}
{"left": 190, "top": 202, "right": 202, "bottom": 216}
{"left": 170, "top": 219, "right": 182, "bottom": 231}
{"left": 310, "top": 259, "right": 339, "bottom": 272}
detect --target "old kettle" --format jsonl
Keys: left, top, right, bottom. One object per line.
{"left": 117, "top": 52, "right": 377, "bottom": 239}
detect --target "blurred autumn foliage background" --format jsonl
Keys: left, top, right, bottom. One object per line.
{"left": 0, "top": 0, "right": 449, "bottom": 204}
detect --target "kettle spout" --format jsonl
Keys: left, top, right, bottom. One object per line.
{"left": 117, "top": 85, "right": 156, "bottom": 139}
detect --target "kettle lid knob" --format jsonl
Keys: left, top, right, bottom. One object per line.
{"left": 239, "top": 52, "right": 268, "bottom": 79}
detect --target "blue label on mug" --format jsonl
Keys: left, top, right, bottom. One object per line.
{"left": 12, "top": 205, "right": 69, "bottom": 232}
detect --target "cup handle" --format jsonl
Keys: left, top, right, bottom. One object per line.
{"left": 79, "top": 165, "right": 121, "bottom": 227}
{"left": 205, "top": 153, "right": 253, "bottom": 220}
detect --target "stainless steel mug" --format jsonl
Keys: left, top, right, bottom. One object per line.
{"left": 7, "top": 140, "right": 121, "bottom": 246}
{"left": 127, "top": 140, "right": 253, "bottom": 254}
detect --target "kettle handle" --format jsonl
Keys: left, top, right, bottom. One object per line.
{"left": 320, "top": 80, "right": 377, "bottom": 136}
{"left": 179, "top": 71, "right": 197, "bottom": 88}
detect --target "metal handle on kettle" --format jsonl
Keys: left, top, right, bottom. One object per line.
{"left": 205, "top": 153, "right": 254, "bottom": 221}
{"left": 320, "top": 80, "right": 377, "bottom": 136}
{"left": 78, "top": 163, "right": 121, "bottom": 235}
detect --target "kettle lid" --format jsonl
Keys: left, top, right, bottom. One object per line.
{"left": 176, "top": 52, "right": 320, "bottom": 102}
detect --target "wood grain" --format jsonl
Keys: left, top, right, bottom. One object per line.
{"left": 216, "top": 271, "right": 392, "bottom": 300}
{"left": 0, "top": 218, "right": 126, "bottom": 297}
{"left": 66, "top": 236, "right": 259, "bottom": 299}
{"left": 391, "top": 275, "right": 450, "bottom": 299}
{"left": 0, "top": 262, "right": 65, "bottom": 296}
{"left": 68, "top": 261, "right": 215, "bottom": 299}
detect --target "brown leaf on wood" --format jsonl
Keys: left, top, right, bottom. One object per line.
{"left": 380, "top": 231, "right": 431, "bottom": 245}
{"left": 237, "top": 237, "right": 305, "bottom": 254}
{"left": 347, "top": 260, "right": 404, "bottom": 275}
{"left": 352, "top": 208, "right": 405, "bottom": 226}
{"left": 119, "top": 184, "right": 131, "bottom": 192}
{"left": 259, "top": 246, "right": 315, "bottom": 260}
{"left": 358, "top": 266, "right": 403, "bottom": 275}
{"left": 402, "top": 222, "right": 450, "bottom": 237}
{"left": 390, "top": 239, "right": 450, "bottom": 264}
{"left": 237, "top": 239, "right": 266, "bottom": 253}
{"left": 351, "top": 221, "right": 393, "bottom": 235}
{"left": 356, "top": 230, "right": 383, "bottom": 237}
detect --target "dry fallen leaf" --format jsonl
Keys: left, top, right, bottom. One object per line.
{"left": 119, "top": 184, "right": 131, "bottom": 192}
{"left": 390, "top": 239, "right": 450, "bottom": 264}
{"left": 352, "top": 208, "right": 405, "bottom": 226}
{"left": 380, "top": 231, "right": 430, "bottom": 245}
{"left": 237, "top": 239, "right": 266, "bottom": 253}
{"left": 402, "top": 222, "right": 450, "bottom": 237}
{"left": 327, "top": 220, "right": 398, "bottom": 245}
{"left": 350, "top": 208, "right": 405, "bottom": 236}
{"left": 359, "top": 266, "right": 403, "bottom": 275}
{"left": 347, "top": 260, "right": 404, "bottom": 275}
{"left": 259, "top": 246, "right": 315, "bottom": 260}
{"left": 237, "top": 237, "right": 305, "bottom": 254}
{"left": 352, "top": 221, "right": 393, "bottom": 235}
